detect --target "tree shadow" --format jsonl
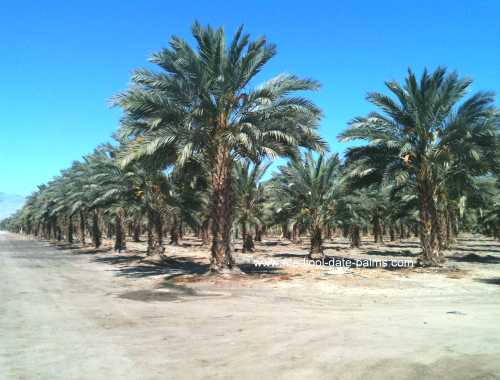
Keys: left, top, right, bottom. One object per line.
{"left": 94, "top": 255, "right": 144, "bottom": 265}
{"left": 363, "top": 249, "right": 418, "bottom": 258}
{"left": 454, "top": 242, "right": 500, "bottom": 248}
{"left": 181, "top": 242, "right": 204, "bottom": 248}
{"left": 262, "top": 241, "right": 290, "bottom": 247}
{"left": 384, "top": 243, "right": 421, "bottom": 249}
{"left": 111, "top": 256, "right": 209, "bottom": 280}
{"left": 475, "top": 277, "right": 500, "bottom": 286}
{"left": 118, "top": 283, "right": 198, "bottom": 302}
{"left": 274, "top": 252, "right": 309, "bottom": 259}
{"left": 53, "top": 243, "right": 82, "bottom": 250}
{"left": 449, "top": 254, "right": 500, "bottom": 264}
{"left": 72, "top": 247, "right": 112, "bottom": 255}
{"left": 450, "top": 247, "right": 500, "bottom": 254}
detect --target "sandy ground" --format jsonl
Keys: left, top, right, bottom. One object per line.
{"left": 1, "top": 231, "right": 500, "bottom": 380}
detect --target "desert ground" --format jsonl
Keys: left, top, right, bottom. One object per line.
{"left": 1, "top": 230, "right": 499, "bottom": 380}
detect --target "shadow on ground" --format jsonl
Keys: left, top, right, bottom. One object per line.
{"left": 449, "top": 254, "right": 500, "bottom": 264}
{"left": 475, "top": 277, "right": 500, "bottom": 286}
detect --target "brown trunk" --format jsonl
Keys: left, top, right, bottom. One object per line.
{"left": 92, "top": 211, "right": 101, "bottom": 248}
{"left": 107, "top": 223, "right": 113, "bottom": 239}
{"left": 389, "top": 224, "right": 395, "bottom": 241}
{"left": 154, "top": 213, "right": 163, "bottom": 247}
{"left": 133, "top": 221, "right": 141, "bottom": 242}
{"left": 281, "top": 223, "right": 291, "bottom": 240}
{"left": 169, "top": 215, "right": 179, "bottom": 245}
{"left": 255, "top": 225, "right": 262, "bottom": 242}
{"left": 201, "top": 218, "right": 210, "bottom": 246}
{"left": 373, "top": 212, "right": 383, "bottom": 244}
{"left": 241, "top": 223, "right": 254, "bottom": 253}
{"left": 436, "top": 206, "right": 447, "bottom": 251}
{"left": 413, "top": 224, "right": 419, "bottom": 238}
{"left": 342, "top": 225, "right": 349, "bottom": 238}
{"left": 292, "top": 224, "right": 301, "bottom": 244}
{"left": 209, "top": 147, "right": 236, "bottom": 272}
{"left": 114, "top": 210, "right": 126, "bottom": 253}
{"left": 79, "top": 211, "right": 86, "bottom": 245}
{"left": 309, "top": 225, "right": 324, "bottom": 259}
{"left": 147, "top": 210, "right": 164, "bottom": 257}
{"left": 179, "top": 220, "right": 184, "bottom": 239}
{"left": 349, "top": 225, "right": 361, "bottom": 248}
{"left": 418, "top": 182, "right": 440, "bottom": 266}
{"left": 325, "top": 227, "right": 332, "bottom": 241}
{"left": 67, "top": 216, "right": 73, "bottom": 243}
{"left": 147, "top": 211, "right": 154, "bottom": 255}
{"left": 399, "top": 224, "right": 405, "bottom": 240}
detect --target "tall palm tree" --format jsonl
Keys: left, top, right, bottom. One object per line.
{"left": 113, "top": 22, "right": 325, "bottom": 272}
{"left": 340, "top": 67, "right": 498, "bottom": 266}
{"left": 270, "top": 153, "right": 340, "bottom": 258}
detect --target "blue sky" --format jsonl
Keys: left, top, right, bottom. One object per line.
{"left": 0, "top": 0, "right": 498, "bottom": 196}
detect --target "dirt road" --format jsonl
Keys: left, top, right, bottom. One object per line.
{"left": 1, "top": 231, "right": 500, "bottom": 379}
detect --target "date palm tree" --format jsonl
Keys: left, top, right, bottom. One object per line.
{"left": 113, "top": 22, "right": 325, "bottom": 272}
{"left": 270, "top": 152, "right": 340, "bottom": 258}
{"left": 233, "top": 160, "right": 270, "bottom": 252}
{"left": 340, "top": 67, "right": 498, "bottom": 266}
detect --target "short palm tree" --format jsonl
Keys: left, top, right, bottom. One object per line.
{"left": 233, "top": 161, "right": 270, "bottom": 252}
{"left": 270, "top": 153, "right": 340, "bottom": 258}
{"left": 113, "top": 22, "right": 325, "bottom": 272}
{"left": 340, "top": 67, "right": 498, "bottom": 265}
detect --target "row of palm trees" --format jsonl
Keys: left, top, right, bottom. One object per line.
{"left": 2, "top": 23, "right": 499, "bottom": 272}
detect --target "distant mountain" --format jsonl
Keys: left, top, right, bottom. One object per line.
{"left": 0, "top": 193, "right": 26, "bottom": 220}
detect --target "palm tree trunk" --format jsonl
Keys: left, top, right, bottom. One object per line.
{"left": 209, "top": 148, "right": 236, "bottom": 272}
{"left": 79, "top": 211, "right": 86, "bottom": 245}
{"left": 436, "top": 206, "right": 447, "bottom": 251}
{"left": 169, "top": 215, "right": 179, "bottom": 245}
{"left": 292, "top": 224, "right": 301, "bottom": 244}
{"left": 349, "top": 224, "right": 361, "bottom": 248}
{"left": 92, "top": 211, "right": 101, "bottom": 248}
{"left": 146, "top": 210, "right": 164, "bottom": 256}
{"left": 106, "top": 223, "right": 113, "bottom": 239}
{"left": 67, "top": 216, "right": 73, "bottom": 243}
{"left": 57, "top": 226, "right": 62, "bottom": 241}
{"left": 389, "top": 224, "right": 395, "bottom": 241}
{"left": 325, "top": 227, "right": 332, "bottom": 241}
{"left": 399, "top": 224, "right": 404, "bottom": 240}
{"left": 309, "top": 225, "right": 324, "bottom": 259}
{"left": 418, "top": 184, "right": 439, "bottom": 266}
{"left": 241, "top": 223, "right": 254, "bottom": 253}
{"left": 255, "top": 225, "right": 262, "bottom": 242}
{"left": 114, "top": 210, "right": 126, "bottom": 252}
{"left": 281, "top": 223, "right": 291, "bottom": 240}
{"left": 201, "top": 218, "right": 210, "bottom": 246}
{"left": 373, "top": 212, "right": 383, "bottom": 243}
{"left": 147, "top": 211, "right": 154, "bottom": 255}
{"left": 133, "top": 221, "right": 141, "bottom": 242}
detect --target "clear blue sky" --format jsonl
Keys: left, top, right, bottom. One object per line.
{"left": 0, "top": 0, "right": 498, "bottom": 196}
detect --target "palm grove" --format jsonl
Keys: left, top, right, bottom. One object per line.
{"left": 2, "top": 23, "right": 499, "bottom": 272}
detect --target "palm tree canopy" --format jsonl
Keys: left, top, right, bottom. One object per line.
{"left": 340, "top": 67, "right": 498, "bottom": 190}
{"left": 113, "top": 22, "right": 326, "bottom": 169}
{"left": 233, "top": 160, "right": 270, "bottom": 227}
{"left": 270, "top": 152, "right": 341, "bottom": 229}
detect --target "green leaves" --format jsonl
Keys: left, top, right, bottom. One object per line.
{"left": 269, "top": 152, "right": 341, "bottom": 229}
{"left": 115, "top": 22, "right": 324, "bottom": 171}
